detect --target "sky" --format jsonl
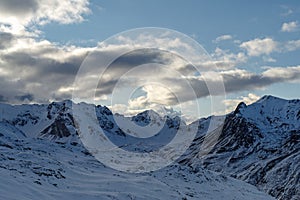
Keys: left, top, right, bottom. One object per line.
{"left": 0, "top": 0, "right": 300, "bottom": 120}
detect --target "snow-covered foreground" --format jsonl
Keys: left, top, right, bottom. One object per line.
{"left": 0, "top": 132, "right": 274, "bottom": 200}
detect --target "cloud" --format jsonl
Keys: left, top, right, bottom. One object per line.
{"left": 0, "top": 34, "right": 92, "bottom": 103}
{"left": 280, "top": 6, "right": 293, "bottom": 17}
{"left": 109, "top": 65, "right": 300, "bottom": 109}
{"left": 284, "top": 39, "right": 300, "bottom": 51}
{"left": 240, "top": 37, "right": 300, "bottom": 56}
{"left": 1, "top": 27, "right": 300, "bottom": 106}
{"left": 109, "top": 104, "right": 128, "bottom": 115}
{"left": 163, "top": 66, "right": 300, "bottom": 105}
{"left": 281, "top": 21, "right": 299, "bottom": 32}
{"left": 240, "top": 37, "right": 278, "bottom": 56}
{"left": 126, "top": 89, "right": 174, "bottom": 116}
{"left": 0, "top": 40, "right": 195, "bottom": 104}
{"left": 2, "top": 34, "right": 300, "bottom": 105}
{"left": 0, "top": 0, "right": 90, "bottom": 35}
{"left": 0, "top": 32, "right": 14, "bottom": 49}
{"left": 203, "top": 48, "right": 247, "bottom": 70}
{"left": 0, "top": 0, "right": 38, "bottom": 20}
{"left": 262, "top": 66, "right": 300, "bottom": 82}
{"left": 107, "top": 65, "right": 300, "bottom": 118}
{"left": 221, "top": 66, "right": 300, "bottom": 93}
{"left": 15, "top": 94, "right": 34, "bottom": 102}
{"left": 213, "top": 34, "right": 233, "bottom": 43}
{"left": 262, "top": 56, "right": 276, "bottom": 63}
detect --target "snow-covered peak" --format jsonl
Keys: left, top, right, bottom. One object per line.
{"left": 233, "top": 101, "right": 247, "bottom": 115}
{"left": 182, "top": 96, "right": 300, "bottom": 200}
{"left": 131, "top": 109, "right": 162, "bottom": 126}
{"left": 256, "top": 95, "right": 288, "bottom": 103}
{"left": 234, "top": 95, "right": 300, "bottom": 134}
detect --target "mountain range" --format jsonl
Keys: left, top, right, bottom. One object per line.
{"left": 0, "top": 95, "right": 299, "bottom": 200}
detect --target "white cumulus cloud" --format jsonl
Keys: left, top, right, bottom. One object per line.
{"left": 240, "top": 37, "right": 278, "bottom": 56}
{"left": 0, "top": 0, "right": 90, "bottom": 35}
{"left": 213, "top": 34, "right": 233, "bottom": 43}
{"left": 281, "top": 21, "right": 299, "bottom": 32}
{"left": 240, "top": 37, "right": 300, "bottom": 57}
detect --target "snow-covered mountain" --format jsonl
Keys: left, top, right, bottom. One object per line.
{"left": 179, "top": 95, "right": 300, "bottom": 200}
{"left": 0, "top": 103, "right": 272, "bottom": 200}
{"left": 0, "top": 95, "right": 298, "bottom": 199}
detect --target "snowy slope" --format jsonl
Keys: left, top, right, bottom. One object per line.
{"left": 0, "top": 122, "right": 274, "bottom": 200}
{"left": 180, "top": 95, "right": 300, "bottom": 200}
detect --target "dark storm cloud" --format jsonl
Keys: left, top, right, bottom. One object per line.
{"left": 0, "top": 32, "right": 14, "bottom": 49}
{"left": 0, "top": 0, "right": 38, "bottom": 16}
{"left": 0, "top": 95, "right": 7, "bottom": 103}
{"left": 33, "top": 58, "right": 82, "bottom": 77}
{"left": 0, "top": 0, "right": 92, "bottom": 104}
{"left": 109, "top": 48, "right": 197, "bottom": 76}
{"left": 0, "top": 45, "right": 88, "bottom": 104}
{"left": 3, "top": 52, "right": 37, "bottom": 67}
{"left": 52, "top": 93, "right": 72, "bottom": 102}
{"left": 15, "top": 94, "right": 34, "bottom": 102}
{"left": 0, "top": 77, "right": 32, "bottom": 104}
{"left": 85, "top": 49, "right": 173, "bottom": 98}
{"left": 111, "top": 48, "right": 169, "bottom": 67}
{"left": 157, "top": 67, "right": 300, "bottom": 105}
{"left": 1, "top": 30, "right": 299, "bottom": 105}
{"left": 96, "top": 79, "right": 118, "bottom": 95}
{"left": 91, "top": 48, "right": 195, "bottom": 98}
{"left": 3, "top": 52, "right": 84, "bottom": 76}
{"left": 98, "top": 48, "right": 172, "bottom": 80}
{"left": 76, "top": 47, "right": 300, "bottom": 105}
{"left": 1, "top": 52, "right": 85, "bottom": 88}
{"left": 222, "top": 68, "right": 300, "bottom": 94}
{"left": 222, "top": 73, "right": 270, "bottom": 93}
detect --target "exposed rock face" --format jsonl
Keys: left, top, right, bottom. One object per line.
{"left": 179, "top": 96, "right": 300, "bottom": 200}
{"left": 40, "top": 117, "right": 72, "bottom": 138}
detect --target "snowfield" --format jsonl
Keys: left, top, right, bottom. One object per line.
{"left": 0, "top": 123, "right": 273, "bottom": 200}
